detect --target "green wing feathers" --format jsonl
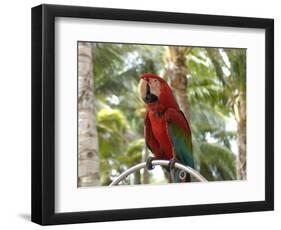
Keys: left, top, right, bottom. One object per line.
{"left": 165, "top": 109, "right": 194, "bottom": 169}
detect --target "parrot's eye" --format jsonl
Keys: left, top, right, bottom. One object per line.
{"left": 150, "top": 79, "right": 158, "bottom": 84}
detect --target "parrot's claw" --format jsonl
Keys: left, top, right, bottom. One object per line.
{"left": 168, "top": 157, "right": 177, "bottom": 170}
{"left": 146, "top": 156, "right": 155, "bottom": 170}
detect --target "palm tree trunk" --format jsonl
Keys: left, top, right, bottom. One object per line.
{"left": 78, "top": 42, "right": 100, "bottom": 187}
{"left": 166, "top": 47, "right": 191, "bottom": 121}
{"left": 208, "top": 49, "right": 244, "bottom": 180}
{"left": 224, "top": 49, "right": 247, "bottom": 180}
{"left": 236, "top": 93, "right": 246, "bottom": 180}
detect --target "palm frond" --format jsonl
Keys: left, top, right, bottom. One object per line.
{"left": 198, "top": 142, "right": 237, "bottom": 181}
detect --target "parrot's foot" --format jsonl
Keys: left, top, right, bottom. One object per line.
{"left": 168, "top": 157, "right": 177, "bottom": 171}
{"left": 168, "top": 157, "right": 177, "bottom": 183}
{"left": 146, "top": 156, "right": 155, "bottom": 170}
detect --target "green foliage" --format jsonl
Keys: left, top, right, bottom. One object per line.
{"left": 97, "top": 108, "right": 129, "bottom": 185}
{"left": 187, "top": 48, "right": 236, "bottom": 153}
{"left": 198, "top": 143, "right": 237, "bottom": 181}
{"left": 119, "top": 139, "right": 144, "bottom": 165}
{"left": 97, "top": 108, "right": 128, "bottom": 134}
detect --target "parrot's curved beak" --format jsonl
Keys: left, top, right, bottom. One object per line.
{"left": 139, "top": 79, "right": 158, "bottom": 104}
{"left": 139, "top": 79, "right": 147, "bottom": 100}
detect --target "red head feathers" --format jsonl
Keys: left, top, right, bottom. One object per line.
{"left": 139, "top": 73, "right": 179, "bottom": 111}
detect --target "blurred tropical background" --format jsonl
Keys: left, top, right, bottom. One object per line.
{"left": 78, "top": 42, "right": 246, "bottom": 187}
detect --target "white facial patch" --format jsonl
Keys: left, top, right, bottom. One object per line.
{"left": 148, "top": 78, "right": 161, "bottom": 97}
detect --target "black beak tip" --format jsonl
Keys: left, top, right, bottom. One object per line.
{"left": 141, "top": 80, "right": 158, "bottom": 104}
{"left": 142, "top": 94, "right": 158, "bottom": 104}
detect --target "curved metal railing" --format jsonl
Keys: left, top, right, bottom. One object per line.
{"left": 109, "top": 159, "right": 207, "bottom": 186}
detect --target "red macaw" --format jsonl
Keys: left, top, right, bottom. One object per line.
{"left": 139, "top": 73, "right": 194, "bottom": 182}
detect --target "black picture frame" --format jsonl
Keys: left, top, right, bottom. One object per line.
{"left": 31, "top": 4, "right": 274, "bottom": 225}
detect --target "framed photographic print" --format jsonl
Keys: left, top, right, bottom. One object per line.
{"left": 31, "top": 4, "right": 274, "bottom": 225}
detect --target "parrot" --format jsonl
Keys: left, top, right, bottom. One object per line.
{"left": 139, "top": 73, "right": 194, "bottom": 182}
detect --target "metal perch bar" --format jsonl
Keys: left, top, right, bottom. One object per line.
{"left": 109, "top": 159, "right": 208, "bottom": 186}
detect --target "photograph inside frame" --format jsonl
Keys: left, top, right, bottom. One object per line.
{"left": 77, "top": 41, "right": 246, "bottom": 187}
